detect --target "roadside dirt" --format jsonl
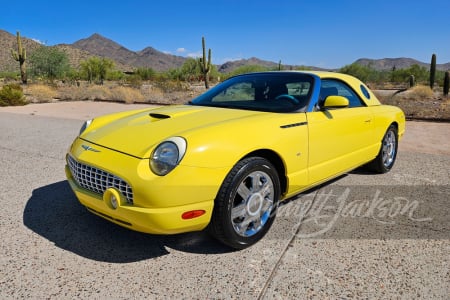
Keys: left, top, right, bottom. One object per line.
{"left": 1, "top": 101, "right": 449, "bottom": 156}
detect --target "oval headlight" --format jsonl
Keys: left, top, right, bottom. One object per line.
{"left": 79, "top": 119, "right": 93, "bottom": 136}
{"left": 150, "top": 137, "right": 186, "bottom": 176}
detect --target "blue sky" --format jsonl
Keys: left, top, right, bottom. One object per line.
{"left": 2, "top": 0, "right": 449, "bottom": 69}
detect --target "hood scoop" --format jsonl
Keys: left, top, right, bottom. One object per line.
{"left": 149, "top": 113, "right": 171, "bottom": 119}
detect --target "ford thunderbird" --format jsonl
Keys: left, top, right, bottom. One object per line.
{"left": 66, "top": 71, "right": 405, "bottom": 249}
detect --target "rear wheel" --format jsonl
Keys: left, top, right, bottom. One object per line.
{"left": 209, "top": 157, "right": 280, "bottom": 249}
{"left": 368, "top": 124, "right": 398, "bottom": 173}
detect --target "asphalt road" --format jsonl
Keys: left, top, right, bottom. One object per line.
{"left": 0, "top": 103, "right": 449, "bottom": 299}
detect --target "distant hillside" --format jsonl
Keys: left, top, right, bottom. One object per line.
{"left": 218, "top": 57, "right": 327, "bottom": 73}
{"left": 0, "top": 30, "right": 132, "bottom": 72}
{"left": 0, "top": 30, "right": 42, "bottom": 72}
{"left": 1, "top": 29, "right": 449, "bottom": 75}
{"left": 218, "top": 57, "right": 279, "bottom": 73}
{"left": 354, "top": 57, "right": 450, "bottom": 71}
{"left": 72, "top": 33, "right": 186, "bottom": 71}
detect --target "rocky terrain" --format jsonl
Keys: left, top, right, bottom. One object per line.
{"left": 2, "top": 29, "right": 449, "bottom": 74}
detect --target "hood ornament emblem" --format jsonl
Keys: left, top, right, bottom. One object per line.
{"left": 81, "top": 145, "right": 100, "bottom": 152}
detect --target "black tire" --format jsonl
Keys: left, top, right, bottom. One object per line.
{"left": 368, "top": 124, "right": 398, "bottom": 173}
{"left": 208, "top": 157, "right": 280, "bottom": 249}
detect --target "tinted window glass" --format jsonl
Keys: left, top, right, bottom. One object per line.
{"left": 191, "top": 73, "right": 314, "bottom": 112}
{"left": 360, "top": 84, "right": 371, "bottom": 99}
{"left": 320, "top": 79, "right": 365, "bottom": 108}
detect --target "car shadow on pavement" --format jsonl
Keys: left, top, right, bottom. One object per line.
{"left": 23, "top": 180, "right": 233, "bottom": 263}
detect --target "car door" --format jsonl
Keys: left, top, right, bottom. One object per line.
{"left": 306, "top": 79, "right": 374, "bottom": 184}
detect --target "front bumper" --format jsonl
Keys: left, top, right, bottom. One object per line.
{"left": 65, "top": 138, "right": 229, "bottom": 234}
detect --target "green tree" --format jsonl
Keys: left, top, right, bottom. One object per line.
{"left": 181, "top": 58, "right": 202, "bottom": 81}
{"left": 29, "top": 46, "right": 70, "bottom": 81}
{"left": 80, "top": 57, "right": 115, "bottom": 84}
{"left": 390, "top": 64, "right": 428, "bottom": 84}
{"left": 135, "top": 67, "right": 156, "bottom": 80}
{"left": 339, "top": 63, "right": 373, "bottom": 82}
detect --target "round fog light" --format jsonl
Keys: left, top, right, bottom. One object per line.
{"left": 110, "top": 194, "right": 118, "bottom": 209}
{"left": 103, "top": 188, "right": 121, "bottom": 210}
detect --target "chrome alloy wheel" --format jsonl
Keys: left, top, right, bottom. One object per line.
{"left": 382, "top": 129, "right": 397, "bottom": 168}
{"left": 230, "top": 171, "right": 275, "bottom": 237}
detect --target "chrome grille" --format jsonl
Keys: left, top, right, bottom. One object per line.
{"left": 67, "top": 155, "right": 133, "bottom": 204}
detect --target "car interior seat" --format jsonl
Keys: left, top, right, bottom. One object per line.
{"left": 268, "top": 83, "right": 288, "bottom": 100}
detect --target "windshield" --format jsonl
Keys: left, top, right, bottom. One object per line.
{"left": 190, "top": 72, "right": 314, "bottom": 113}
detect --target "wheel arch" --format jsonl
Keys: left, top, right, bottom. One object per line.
{"left": 242, "top": 149, "right": 288, "bottom": 195}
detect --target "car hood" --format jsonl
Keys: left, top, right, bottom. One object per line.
{"left": 81, "top": 105, "right": 264, "bottom": 158}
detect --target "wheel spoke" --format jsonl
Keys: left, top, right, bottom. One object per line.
{"left": 231, "top": 202, "right": 247, "bottom": 219}
{"left": 260, "top": 180, "right": 272, "bottom": 197}
{"left": 237, "top": 181, "right": 251, "bottom": 200}
{"left": 234, "top": 214, "right": 254, "bottom": 235}
{"left": 251, "top": 217, "right": 263, "bottom": 234}
{"left": 260, "top": 197, "right": 273, "bottom": 213}
{"left": 250, "top": 172, "right": 262, "bottom": 192}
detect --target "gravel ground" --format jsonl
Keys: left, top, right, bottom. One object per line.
{"left": 0, "top": 102, "right": 449, "bottom": 299}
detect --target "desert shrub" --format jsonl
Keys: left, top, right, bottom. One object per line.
{"left": 106, "top": 70, "right": 125, "bottom": 81}
{"left": 124, "top": 75, "right": 142, "bottom": 88}
{"left": 135, "top": 67, "right": 156, "bottom": 80}
{"left": 0, "top": 84, "right": 26, "bottom": 106}
{"left": 0, "top": 71, "right": 20, "bottom": 81}
{"left": 84, "top": 85, "right": 112, "bottom": 100}
{"left": 57, "top": 85, "right": 112, "bottom": 101}
{"left": 25, "top": 84, "right": 58, "bottom": 103}
{"left": 110, "top": 86, "right": 144, "bottom": 104}
{"left": 409, "top": 85, "right": 433, "bottom": 99}
{"left": 57, "top": 86, "right": 82, "bottom": 101}
{"left": 153, "top": 80, "right": 190, "bottom": 93}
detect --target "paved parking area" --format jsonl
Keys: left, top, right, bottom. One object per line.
{"left": 0, "top": 102, "right": 449, "bottom": 299}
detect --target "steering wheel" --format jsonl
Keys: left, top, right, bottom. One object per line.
{"left": 275, "top": 94, "right": 299, "bottom": 105}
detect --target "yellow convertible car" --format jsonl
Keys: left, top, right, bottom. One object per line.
{"left": 66, "top": 71, "right": 405, "bottom": 249}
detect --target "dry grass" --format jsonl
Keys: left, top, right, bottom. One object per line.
{"left": 409, "top": 85, "right": 434, "bottom": 99}
{"left": 375, "top": 85, "right": 450, "bottom": 120}
{"left": 24, "top": 84, "right": 58, "bottom": 103}
{"left": 84, "top": 85, "right": 113, "bottom": 101}
{"left": 110, "top": 86, "right": 144, "bottom": 104}
{"left": 58, "top": 85, "right": 112, "bottom": 101}
{"left": 140, "top": 82, "right": 204, "bottom": 104}
{"left": 57, "top": 84, "right": 147, "bottom": 103}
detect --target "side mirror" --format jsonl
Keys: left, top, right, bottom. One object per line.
{"left": 322, "top": 95, "right": 349, "bottom": 109}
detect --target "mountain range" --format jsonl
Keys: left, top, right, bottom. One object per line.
{"left": 1, "top": 29, "right": 449, "bottom": 74}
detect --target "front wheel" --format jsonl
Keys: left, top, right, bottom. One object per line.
{"left": 368, "top": 124, "right": 398, "bottom": 173}
{"left": 208, "top": 157, "right": 280, "bottom": 249}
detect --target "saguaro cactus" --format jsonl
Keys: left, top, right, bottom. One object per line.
{"left": 429, "top": 53, "right": 436, "bottom": 89}
{"left": 199, "top": 36, "right": 211, "bottom": 89}
{"left": 11, "top": 31, "right": 27, "bottom": 84}
{"left": 409, "top": 75, "right": 415, "bottom": 88}
{"left": 444, "top": 71, "right": 449, "bottom": 97}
